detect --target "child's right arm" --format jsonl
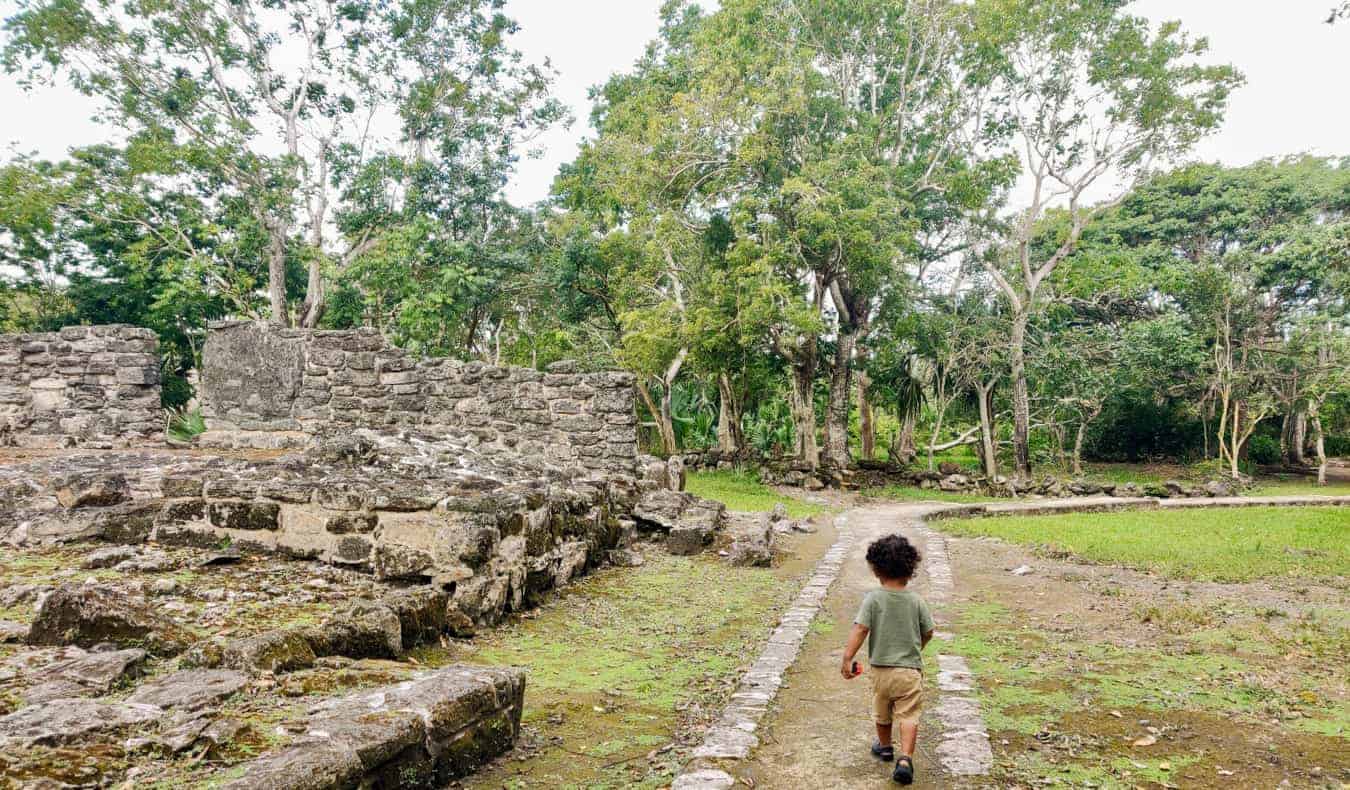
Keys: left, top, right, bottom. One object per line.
{"left": 840, "top": 623, "right": 869, "bottom": 679}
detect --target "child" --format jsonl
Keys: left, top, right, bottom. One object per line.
{"left": 840, "top": 533, "right": 934, "bottom": 785}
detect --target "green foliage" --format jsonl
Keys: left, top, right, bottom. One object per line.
{"left": 166, "top": 408, "right": 207, "bottom": 444}
{"left": 1247, "top": 434, "right": 1281, "bottom": 466}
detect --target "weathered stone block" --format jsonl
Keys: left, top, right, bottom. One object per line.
{"left": 207, "top": 500, "right": 281, "bottom": 531}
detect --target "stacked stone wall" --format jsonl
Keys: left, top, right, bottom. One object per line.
{"left": 201, "top": 321, "right": 637, "bottom": 476}
{"left": 0, "top": 325, "right": 161, "bottom": 447}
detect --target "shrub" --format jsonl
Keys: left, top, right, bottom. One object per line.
{"left": 166, "top": 407, "right": 207, "bottom": 443}
{"left": 1247, "top": 434, "right": 1280, "bottom": 465}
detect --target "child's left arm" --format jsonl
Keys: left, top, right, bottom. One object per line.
{"left": 840, "top": 623, "right": 868, "bottom": 679}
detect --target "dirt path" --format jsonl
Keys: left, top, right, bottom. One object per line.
{"left": 729, "top": 497, "right": 1348, "bottom": 789}
{"left": 738, "top": 503, "right": 983, "bottom": 789}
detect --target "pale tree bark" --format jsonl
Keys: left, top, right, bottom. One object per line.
{"left": 1291, "top": 410, "right": 1308, "bottom": 466}
{"left": 857, "top": 371, "right": 875, "bottom": 461}
{"left": 824, "top": 328, "right": 856, "bottom": 467}
{"left": 1008, "top": 310, "right": 1032, "bottom": 476}
{"left": 716, "top": 373, "right": 743, "bottom": 454}
{"left": 896, "top": 411, "right": 916, "bottom": 464}
{"left": 264, "top": 217, "right": 290, "bottom": 325}
{"left": 635, "top": 381, "right": 675, "bottom": 457}
{"left": 824, "top": 280, "right": 868, "bottom": 469}
{"left": 975, "top": 377, "right": 999, "bottom": 479}
{"left": 787, "top": 358, "right": 820, "bottom": 469}
{"left": 1310, "top": 406, "right": 1327, "bottom": 485}
{"left": 1071, "top": 403, "right": 1103, "bottom": 477}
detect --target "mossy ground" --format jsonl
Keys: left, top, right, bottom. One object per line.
{"left": 947, "top": 597, "right": 1349, "bottom": 788}
{"left": 938, "top": 506, "right": 1350, "bottom": 582}
{"left": 685, "top": 470, "right": 832, "bottom": 518}
{"left": 940, "top": 505, "right": 1349, "bottom": 789}
{"left": 414, "top": 531, "right": 834, "bottom": 789}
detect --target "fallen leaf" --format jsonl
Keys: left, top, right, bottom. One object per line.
{"left": 1132, "top": 735, "right": 1157, "bottom": 747}
{"left": 1160, "top": 761, "right": 1172, "bottom": 771}
{"left": 1109, "top": 710, "right": 1122, "bottom": 718}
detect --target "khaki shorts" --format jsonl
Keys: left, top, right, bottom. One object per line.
{"left": 870, "top": 666, "right": 923, "bottom": 725}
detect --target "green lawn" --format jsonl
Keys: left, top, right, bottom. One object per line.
{"left": 861, "top": 484, "right": 999, "bottom": 504}
{"left": 1248, "top": 475, "right": 1350, "bottom": 498}
{"left": 684, "top": 470, "right": 829, "bottom": 518}
{"left": 937, "top": 506, "right": 1350, "bottom": 582}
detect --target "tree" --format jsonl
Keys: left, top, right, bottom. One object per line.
{"left": 971, "top": 0, "right": 1241, "bottom": 479}
{"left": 558, "top": 0, "right": 1011, "bottom": 467}
{"left": 5, "top": 0, "right": 563, "bottom": 326}
{"left": 1085, "top": 158, "right": 1350, "bottom": 477}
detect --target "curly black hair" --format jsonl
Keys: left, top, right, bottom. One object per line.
{"left": 865, "top": 534, "right": 922, "bottom": 581}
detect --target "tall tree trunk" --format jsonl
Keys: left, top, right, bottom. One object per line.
{"left": 897, "top": 411, "right": 916, "bottom": 465}
{"left": 858, "top": 373, "right": 875, "bottom": 461}
{"left": 823, "top": 329, "right": 856, "bottom": 468}
{"left": 1280, "top": 411, "right": 1293, "bottom": 464}
{"left": 1008, "top": 311, "right": 1032, "bottom": 479}
{"left": 635, "top": 381, "right": 677, "bottom": 457}
{"left": 1072, "top": 422, "right": 1087, "bottom": 477}
{"left": 1310, "top": 408, "right": 1327, "bottom": 485}
{"left": 787, "top": 359, "right": 819, "bottom": 470}
{"left": 716, "top": 373, "right": 743, "bottom": 455}
{"left": 1291, "top": 409, "right": 1307, "bottom": 466}
{"left": 299, "top": 261, "right": 325, "bottom": 328}
{"left": 927, "top": 399, "right": 947, "bottom": 472}
{"left": 976, "top": 378, "right": 999, "bottom": 479}
{"left": 265, "top": 219, "right": 290, "bottom": 326}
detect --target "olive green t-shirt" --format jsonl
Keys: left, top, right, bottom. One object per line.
{"left": 854, "top": 588, "right": 934, "bottom": 670}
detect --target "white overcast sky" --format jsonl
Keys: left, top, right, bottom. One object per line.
{"left": 1, "top": 0, "right": 1347, "bottom": 207}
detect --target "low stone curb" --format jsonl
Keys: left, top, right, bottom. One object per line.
{"left": 912, "top": 523, "right": 994, "bottom": 777}
{"left": 672, "top": 514, "right": 855, "bottom": 790}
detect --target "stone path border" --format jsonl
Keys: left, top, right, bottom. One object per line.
{"left": 673, "top": 514, "right": 856, "bottom": 790}
{"left": 912, "top": 522, "right": 994, "bottom": 777}
{"left": 672, "top": 493, "right": 1349, "bottom": 789}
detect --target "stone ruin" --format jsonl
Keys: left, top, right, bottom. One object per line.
{"left": 0, "top": 325, "right": 162, "bottom": 448}
{"left": 0, "top": 322, "right": 732, "bottom": 788}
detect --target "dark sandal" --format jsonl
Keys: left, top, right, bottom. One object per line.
{"left": 892, "top": 755, "right": 914, "bottom": 785}
{"left": 871, "top": 742, "right": 894, "bottom": 761}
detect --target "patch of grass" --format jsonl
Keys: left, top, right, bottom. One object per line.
{"left": 685, "top": 470, "right": 828, "bottom": 518}
{"left": 861, "top": 484, "right": 997, "bottom": 504}
{"left": 953, "top": 597, "right": 1350, "bottom": 786}
{"left": 1247, "top": 475, "right": 1350, "bottom": 498}
{"left": 1133, "top": 602, "right": 1215, "bottom": 634}
{"left": 937, "top": 507, "right": 1350, "bottom": 582}
{"left": 415, "top": 552, "right": 804, "bottom": 788}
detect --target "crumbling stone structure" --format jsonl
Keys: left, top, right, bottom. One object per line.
{"left": 200, "top": 321, "right": 637, "bottom": 476}
{"left": 0, "top": 322, "right": 712, "bottom": 788}
{"left": 0, "top": 325, "right": 161, "bottom": 447}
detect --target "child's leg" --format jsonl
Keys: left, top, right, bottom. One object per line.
{"left": 897, "top": 720, "right": 918, "bottom": 757}
{"left": 875, "top": 721, "right": 892, "bottom": 747}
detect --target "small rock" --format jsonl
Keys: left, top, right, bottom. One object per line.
{"left": 1010, "top": 565, "right": 1033, "bottom": 577}
{"left": 150, "top": 578, "right": 181, "bottom": 596}
{"left": 0, "top": 620, "right": 28, "bottom": 644}
{"left": 128, "top": 669, "right": 250, "bottom": 711}
{"left": 607, "top": 549, "right": 645, "bottom": 568}
{"left": 26, "top": 584, "right": 196, "bottom": 656}
{"left": 82, "top": 546, "right": 140, "bottom": 569}
{"left": 770, "top": 502, "right": 789, "bottom": 523}
{"left": 198, "top": 551, "right": 242, "bottom": 568}
{"left": 0, "top": 697, "right": 161, "bottom": 749}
